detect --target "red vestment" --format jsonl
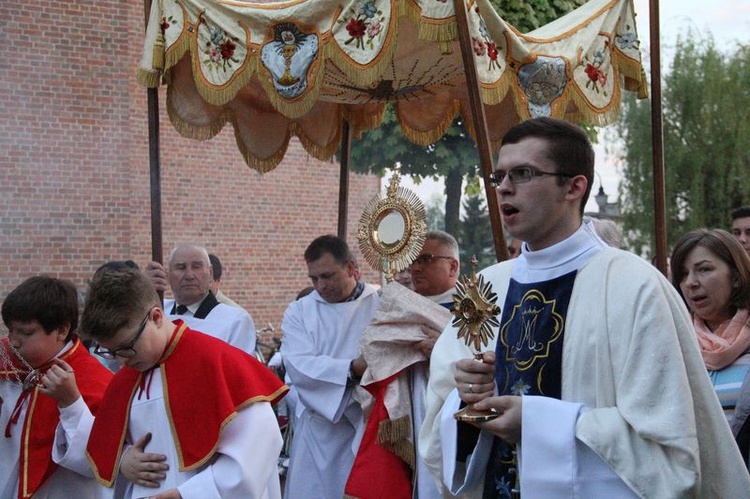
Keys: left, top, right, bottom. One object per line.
{"left": 0, "top": 337, "right": 113, "bottom": 499}
{"left": 86, "top": 322, "right": 288, "bottom": 486}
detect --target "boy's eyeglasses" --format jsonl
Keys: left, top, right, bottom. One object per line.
{"left": 93, "top": 307, "right": 154, "bottom": 360}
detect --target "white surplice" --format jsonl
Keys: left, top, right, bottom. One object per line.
{"left": 420, "top": 222, "right": 750, "bottom": 498}
{"left": 280, "top": 285, "right": 380, "bottom": 499}
{"left": 164, "top": 298, "right": 256, "bottom": 354}
{"left": 113, "top": 367, "right": 282, "bottom": 499}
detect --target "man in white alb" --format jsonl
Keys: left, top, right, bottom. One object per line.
{"left": 280, "top": 235, "right": 379, "bottom": 499}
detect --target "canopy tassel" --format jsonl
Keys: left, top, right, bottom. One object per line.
{"left": 153, "top": 32, "right": 165, "bottom": 71}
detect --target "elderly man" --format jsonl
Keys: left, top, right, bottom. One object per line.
{"left": 145, "top": 243, "right": 256, "bottom": 355}
{"left": 345, "top": 233, "right": 461, "bottom": 499}
{"left": 280, "top": 235, "right": 379, "bottom": 499}
{"left": 410, "top": 230, "right": 460, "bottom": 309}
{"left": 420, "top": 117, "right": 750, "bottom": 498}
{"left": 731, "top": 206, "right": 750, "bottom": 255}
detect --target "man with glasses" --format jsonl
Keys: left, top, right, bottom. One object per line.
{"left": 410, "top": 230, "right": 461, "bottom": 309}
{"left": 346, "top": 231, "right": 460, "bottom": 499}
{"left": 82, "top": 266, "right": 287, "bottom": 498}
{"left": 420, "top": 117, "right": 750, "bottom": 497}
{"left": 145, "top": 243, "right": 256, "bottom": 355}
{"left": 280, "top": 235, "right": 380, "bottom": 499}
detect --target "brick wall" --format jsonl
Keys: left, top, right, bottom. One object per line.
{"left": 0, "top": 0, "right": 381, "bottom": 337}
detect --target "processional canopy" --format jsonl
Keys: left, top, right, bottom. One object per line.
{"left": 137, "top": 0, "right": 646, "bottom": 172}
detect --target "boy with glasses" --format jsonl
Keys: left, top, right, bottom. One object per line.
{"left": 1, "top": 276, "right": 113, "bottom": 498}
{"left": 81, "top": 267, "right": 287, "bottom": 499}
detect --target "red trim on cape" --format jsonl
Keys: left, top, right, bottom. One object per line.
{"left": 345, "top": 373, "right": 413, "bottom": 499}
{"left": 86, "top": 322, "right": 288, "bottom": 486}
{"left": 0, "top": 337, "right": 113, "bottom": 499}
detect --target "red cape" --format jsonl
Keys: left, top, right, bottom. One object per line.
{"left": 0, "top": 337, "right": 113, "bottom": 499}
{"left": 345, "top": 373, "right": 413, "bottom": 499}
{"left": 86, "top": 322, "right": 288, "bottom": 486}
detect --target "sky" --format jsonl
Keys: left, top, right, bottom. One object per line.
{"left": 400, "top": 0, "right": 750, "bottom": 214}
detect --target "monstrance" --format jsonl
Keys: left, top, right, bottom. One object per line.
{"left": 452, "top": 256, "right": 502, "bottom": 422}
{"left": 357, "top": 169, "right": 427, "bottom": 282}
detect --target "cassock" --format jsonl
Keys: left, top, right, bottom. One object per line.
{"left": 419, "top": 222, "right": 750, "bottom": 498}
{"left": 280, "top": 284, "right": 379, "bottom": 499}
{"left": 164, "top": 290, "right": 256, "bottom": 354}
{"left": 0, "top": 338, "right": 113, "bottom": 499}
{"left": 86, "top": 323, "right": 288, "bottom": 499}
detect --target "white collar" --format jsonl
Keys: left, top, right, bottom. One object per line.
{"left": 513, "top": 220, "right": 606, "bottom": 284}
{"left": 423, "top": 286, "right": 457, "bottom": 305}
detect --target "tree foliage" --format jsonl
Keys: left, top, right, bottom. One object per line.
{"left": 458, "top": 194, "right": 495, "bottom": 275}
{"left": 615, "top": 37, "right": 750, "bottom": 256}
{"left": 349, "top": 0, "right": 586, "bottom": 238}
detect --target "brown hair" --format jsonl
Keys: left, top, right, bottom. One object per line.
{"left": 670, "top": 228, "right": 750, "bottom": 311}
{"left": 2, "top": 276, "right": 79, "bottom": 341}
{"left": 80, "top": 267, "right": 160, "bottom": 342}
{"left": 502, "top": 117, "right": 595, "bottom": 216}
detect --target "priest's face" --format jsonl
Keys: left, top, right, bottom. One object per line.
{"left": 493, "top": 137, "right": 585, "bottom": 251}
{"left": 307, "top": 252, "right": 357, "bottom": 303}
{"left": 410, "top": 239, "right": 458, "bottom": 297}
{"left": 168, "top": 245, "right": 213, "bottom": 305}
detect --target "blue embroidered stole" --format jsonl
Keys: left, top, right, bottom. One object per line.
{"left": 483, "top": 271, "right": 577, "bottom": 498}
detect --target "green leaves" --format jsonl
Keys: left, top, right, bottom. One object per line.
{"left": 615, "top": 34, "right": 750, "bottom": 255}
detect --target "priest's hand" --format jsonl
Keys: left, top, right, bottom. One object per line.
{"left": 414, "top": 324, "right": 441, "bottom": 358}
{"left": 121, "top": 433, "right": 169, "bottom": 487}
{"left": 454, "top": 350, "right": 496, "bottom": 405}
{"left": 40, "top": 358, "right": 80, "bottom": 408}
{"left": 473, "top": 395, "right": 522, "bottom": 444}
{"left": 145, "top": 261, "right": 169, "bottom": 293}
{"left": 147, "top": 488, "right": 181, "bottom": 499}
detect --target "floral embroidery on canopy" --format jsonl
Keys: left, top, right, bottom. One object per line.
{"left": 138, "top": 0, "right": 647, "bottom": 172}
{"left": 338, "top": 1, "right": 386, "bottom": 50}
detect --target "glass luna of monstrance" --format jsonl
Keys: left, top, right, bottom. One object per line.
{"left": 357, "top": 169, "right": 426, "bottom": 282}
{"left": 452, "top": 256, "right": 502, "bottom": 422}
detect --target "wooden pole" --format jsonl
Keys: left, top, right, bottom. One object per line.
{"left": 338, "top": 120, "right": 351, "bottom": 239}
{"left": 452, "top": 0, "right": 508, "bottom": 261}
{"left": 144, "top": 0, "right": 164, "bottom": 300}
{"left": 649, "top": 0, "right": 668, "bottom": 276}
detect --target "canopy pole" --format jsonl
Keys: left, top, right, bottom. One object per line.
{"left": 452, "top": 0, "right": 508, "bottom": 261}
{"left": 338, "top": 120, "right": 351, "bottom": 239}
{"left": 144, "top": 0, "right": 164, "bottom": 300}
{"left": 649, "top": 0, "right": 668, "bottom": 276}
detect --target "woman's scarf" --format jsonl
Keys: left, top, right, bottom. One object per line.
{"left": 695, "top": 309, "right": 750, "bottom": 370}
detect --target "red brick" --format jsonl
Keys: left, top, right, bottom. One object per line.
{"left": 0, "top": 0, "right": 382, "bottom": 336}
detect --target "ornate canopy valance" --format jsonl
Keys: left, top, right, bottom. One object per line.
{"left": 138, "top": 0, "right": 646, "bottom": 172}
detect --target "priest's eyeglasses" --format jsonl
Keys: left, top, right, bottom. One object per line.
{"left": 488, "top": 167, "right": 575, "bottom": 186}
{"left": 94, "top": 307, "right": 154, "bottom": 360}
{"left": 413, "top": 254, "right": 454, "bottom": 265}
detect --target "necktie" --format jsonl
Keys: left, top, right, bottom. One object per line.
{"left": 175, "top": 304, "right": 188, "bottom": 315}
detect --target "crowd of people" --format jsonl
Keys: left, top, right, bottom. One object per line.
{"left": 2, "top": 117, "right": 750, "bottom": 498}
